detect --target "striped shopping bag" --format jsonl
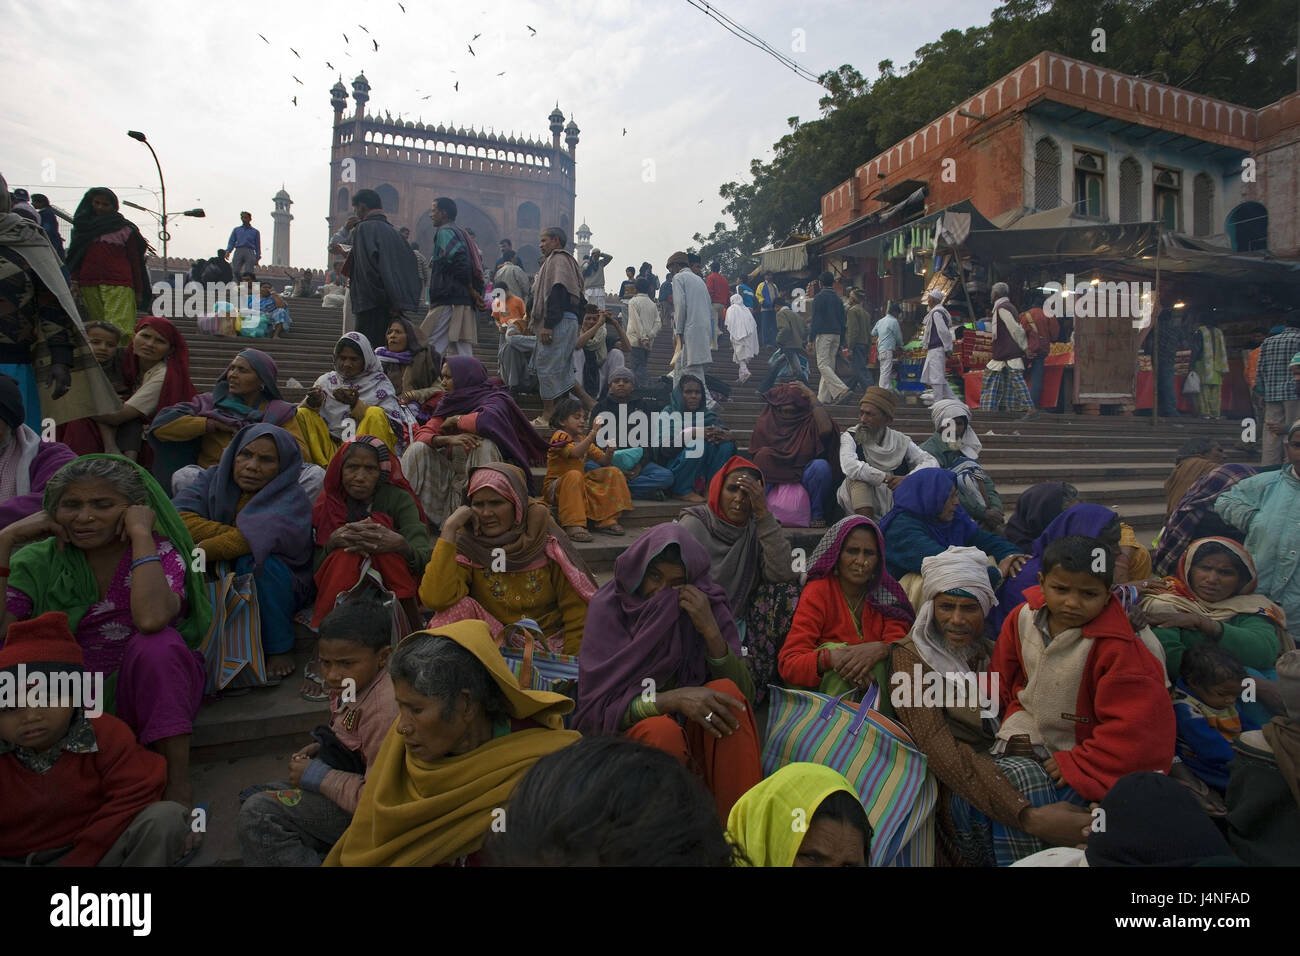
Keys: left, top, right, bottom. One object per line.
{"left": 198, "top": 566, "right": 268, "bottom": 694}
{"left": 499, "top": 620, "right": 579, "bottom": 727}
{"left": 762, "top": 683, "right": 938, "bottom": 867}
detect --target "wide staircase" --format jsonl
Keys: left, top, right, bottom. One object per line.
{"left": 178, "top": 297, "right": 1245, "bottom": 862}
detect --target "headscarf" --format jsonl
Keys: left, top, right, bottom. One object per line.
{"left": 121, "top": 316, "right": 196, "bottom": 415}
{"left": 312, "top": 332, "right": 411, "bottom": 438}
{"left": 677, "top": 455, "right": 770, "bottom": 611}
{"left": 1005, "top": 481, "right": 1076, "bottom": 551}
{"left": 750, "top": 382, "right": 837, "bottom": 484}
{"left": 806, "top": 515, "right": 915, "bottom": 625}
{"left": 323, "top": 621, "right": 579, "bottom": 867}
{"left": 662, "top": 373, "right": 722, "bottom": 428}
{"left": 172, "top": 423, "right": 313, "bottom": 577}
{"left": 64, "top": 187, "right": 151, "bottom": 303}
{"left": 312, "top": 436, "right": 427, "bottom": 541}
{"left": 451, "top": 462, "right": 596, "bottom": 601}
{"left": 432, "top": 356, "right": 549, "bottom": 484}
{"left": 1153, "top": 464, "right": 1256, "bottom": 577}
{"left": 878, "top": 468, "right": 979, "bottom": 549}
{"left": 374, "top": 315, "right": 425, "bottom": 366}
{"left": 929, "top": 399, "right": 982, "bottom": 459}
{"left": 5, "top": 454, "right": 212, "bottom": 649}
{"left": 907, "top": 546, "right": 997, "bottom": 704}
{"left": 573, "top": 524, "right": 743, "bottom": 736}
{"left": 727, "top": 763, "right": 861, "bottom": 867}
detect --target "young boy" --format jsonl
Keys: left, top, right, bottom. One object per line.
{"left": 1172, "top": 642, "right": 1255, "bottom": 792}
{"left": 237, "top": 602, "right": 397, "bottom": 866}
{"left": 0, "top": 611, "right": 189, "bottom": 866}
{"left": 993, "top": 534, "right": 1175, "bottom": 802}
{"left": 83, "top": 320, "right": 144, "bottom": 456}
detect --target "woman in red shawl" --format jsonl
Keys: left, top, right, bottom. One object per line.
{"left": 311, "top": 436, "right": 432, "bottom": 632}
{"left": 65, "top": 187, "right": 151, "bottom": 336}
{"left": 573, "top": 523, "right": 762, "bottom": 818}
{"left": 749, "top": 380, "right": 839, "bottom": 528}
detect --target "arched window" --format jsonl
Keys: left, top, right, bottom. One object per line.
{"left": 1226, "top": 202, "right": 1268, "bottom": 251}
{"left": 1193, "top": 173, "right": 1214, "bottom": 237}
{"left": 375, "top": 184, "right": 399, "bottom": 216}
{"left": 1119, "top": 157, "right": 1141, "bottom": 222}
{"left": 517, "top": 202, "right": 541, "bottom": 231}
{"left": 1034, "top": 137, "right": 1061, "bottom": 210}
{"left": 336, "top": 187, "right": 350, "bottom": 212}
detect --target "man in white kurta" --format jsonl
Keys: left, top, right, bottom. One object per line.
{"left": 667, "top": 251, "right": 716, "bottom": 409}
{"left": 921, "top": 288, "right": 957, "bottom": 403}
{"left": 836, "top": 386, "right": 938, "bottom": 516}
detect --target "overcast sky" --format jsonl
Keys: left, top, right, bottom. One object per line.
{"left": 4, "top": 0, "right": 1001, "bottom": 272}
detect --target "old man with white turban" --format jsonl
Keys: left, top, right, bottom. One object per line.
{"left": 919, "top": 399, "right": 1006, "bottom": 532}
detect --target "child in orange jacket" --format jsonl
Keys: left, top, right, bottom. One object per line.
{"left": 544, "top": 396, "right": 632, "bottom": 542}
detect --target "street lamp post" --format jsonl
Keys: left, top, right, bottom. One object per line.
{"left": 127, "top": 130, "right": 167, "bottom": 266}
{"left": 122, "top": 202, "right": 205, "bottom": 275}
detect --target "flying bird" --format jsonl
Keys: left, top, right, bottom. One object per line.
{"left": 398, "top": 2, "right": 405, "bottom": 10}
{"left": 697, "top": 199, "right": 704, "bottom": 204}
{"left": 421, "top": 94, "right": 431, "bottom": 100}
{"left": 467, "top": 44, "right": 475, "bottom": 56}
{"left": 496, "top": 71, "right": 506, "bottom": 76}
{"left": 292, "top": 75, "right": 304, "bottom": 85}
{"left": 358, "top": 24, "right": 370, "bottom": 32}
{"left": 326, "top": 60, "right": 334, "bottom": 69}
{"left": 342, "top": 32, "right": 349, "bottom": 43}
{"left": 622, "top": 127, "right": 627, "bottom": 136}
{"left": 292, "top": 96, "right": 298, "bottom": 105}
{"left": 526, "top": 25, "right": 536, "bottom": 35}
{"left": 471, "top": 33, "right": 481, "bottom": 41}
{"left": 372, "top": 38, "right": 379, "bottom": 51}
{"left": 290, "top": 47, "right": 301, "bottom": 58}
{"left": 454, "top": 81, "right": 459, "bottom": 91}
{"left": 258, "top": 33, "right": 270, "bottom": 43}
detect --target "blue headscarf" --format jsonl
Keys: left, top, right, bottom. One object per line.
{"left": 878, "top": 468, "right": 980, "bottom": 548}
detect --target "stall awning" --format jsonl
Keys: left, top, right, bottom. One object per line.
{"left": 756, "top": 241, "right": 811, "bottom": 274}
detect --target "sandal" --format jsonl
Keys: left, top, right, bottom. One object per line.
{"left": 300, "top": 657, "right": 328, "bottom": 702}
{"left": 595, "top": 522, "right": 625, "bottom": 536}
{"left": 565, "top": 525, "right": 594, "bottom": 542}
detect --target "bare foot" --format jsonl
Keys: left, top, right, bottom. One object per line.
{"left": 266, "top": 653, "right": 296, "bottom": 681}
{"left": 676, "top": 492, "right": 706, "bottom": 503}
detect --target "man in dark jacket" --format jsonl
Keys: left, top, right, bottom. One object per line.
{"left": 424, "top": 196, "right": 484, "bottom": 357}
{"left": 811, "top": 271, "right": 849, "bottom": 404}
{"left": 347, "top": 189, "right": 422, "bottom": 348}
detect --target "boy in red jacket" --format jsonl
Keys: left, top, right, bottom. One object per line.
{"left": 0, "top": 612, "right": 189, "bottom": 866}
{"left": 993, "top": 534, "right": 1174, "bottom": 802}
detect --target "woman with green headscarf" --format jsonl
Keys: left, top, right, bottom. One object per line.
{"left": 0, "top": 455, "right": 212, "bottom": 806}
{"left": 728, "top": 763, "right": 871, "bottom": 866}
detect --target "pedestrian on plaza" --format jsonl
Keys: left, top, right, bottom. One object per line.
{"left": 811, "top": 271, "right": 849, "bottom": 405}
{"left": 758, "top": 293, "right": 810, "bottom": 393}
{"left": 583, "top": 247, "right": 612, "bottom": 312}
{"left": 667, "top": 251, "right": 714, "bottom": 406}
{"left": 494, "top": 238, "right": 514, "bottom": 273}
{"left": 844, "top": 288, "right": 873, "bottom": 392}
{"left": 920, "top": 289, "right": 957, "bottom": 403}
{"left": 625, "top": 276, "right": 660, "bottom": 389}
{"left": 1020, "top": 293, "right": 1059, "bottom": 408}
{"left": 981, "top": 282, "right": 1035, "bottom": 419}
{"left": 1254, "top": 314, "right": 1300, "bottom": 466}
{"left": 493, "top": 249, "right": 530, "bottom": 302}
{"left": 755, "top": 271, "right": 780, "bottom": 348}
{"left": 618, "top": 266, "right": 638, "bottom": 299}
{"left": 224, "top": 211, "right": 261, "bottom": 282}
{"left": 346, "top": 190, "right": 422, "bottom": 350}
{"left": 65, "top": 187, "right": 151, "bottom": 337}
{"left": 1148, "top": 306, "right": 1189, "bottom": 418}
{"left": 29, "top": 193, "right": 64, "bottom": 259}
{"left": 1190, "top": 317, "right": 1229, "bottom": 420}
{"left": 705, "top": 262, "right": 731, "bottom": 338}
{"left": 638, "top": 262, "right": 659, "bottom": 300}
{"left": 872, "top": 302, "right": 903, "bottom": 392}
{"left": 529, "top": 226, "right": 586, "bottom": 427}
{"left": 725, "top": 293, "right": 759, "bottom": 384}
{"left": 423, "top": 196, "right": 484, "bottom": 358}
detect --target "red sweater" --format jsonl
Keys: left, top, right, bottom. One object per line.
{"left": 0, "top": 713, "right": 167, "bottom": 866}
{"left": 73, "top": 235, "right": 138, "bottom": 287}
{"left": 779, "top": 576, "right": 910, "bottom": 688}
{"left": 992, "top": 587, "right": 1174, "bottom": 801}
{"left": 705, "top": 273, "right": 731, "bottom": 306}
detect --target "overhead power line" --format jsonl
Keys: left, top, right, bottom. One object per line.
{"left": 684, "top": 0, "right": 824, "bottom": 85}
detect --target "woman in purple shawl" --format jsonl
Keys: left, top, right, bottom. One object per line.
{"left": 572, "top": 523, "right": 762, "bottom": 818}
{"left": 174, "top": 423, "right": 314, "bottom": 681}
{"left": 401, "top": 355, "right": 548, "bottom": 526}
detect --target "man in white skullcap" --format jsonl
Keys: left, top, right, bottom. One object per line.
{"left": 920, "top": 288, "right": 956, "bottom": 403}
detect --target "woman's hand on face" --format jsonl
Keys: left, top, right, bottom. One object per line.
{"left": 660, "top": 685, "right": 743, "bottom": 739}
{"left": 678, "top": 585, "right": 719, "bottom": 638}
{"left": 119, "top": 504, "right": 157, "bottom": 541}
{"left": 739, "top": 475, "right": 768, "bottom": 517}
{"left": 441, "top": 505, "right": 477, "bottom": 537}
{"left": 998, "top": 554, "right": 1030, "bottom": 579}
{"left": 0, "top": 510, "right": 67, "bottom": 549}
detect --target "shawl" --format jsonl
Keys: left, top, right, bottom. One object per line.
{"left": 0, "top": 188, "right": 120, "bottom": 424}
{"left": 433, "top": 356, "right": 548, "bottom": 478}
{"left": 907, "top": 546, "right": 998, "bottom": 715}
{"left": 850, "top": 424, "right": 911, "bottom": 473}
{"left": 528, "top": 248, "right": 584, "bottom": 328}
{"left": 1164, "top": 456, "right": 1220, "bottom": 517}
{"left": 929, "top": 398, "right": 982, "bottom": 459}
{"left": 725, "top": 294, "right": 759, "bottom": 363}
{"left": 375, "top": 315, "right": 436, "bottom": 388}
{"left": 1195, "top": 325, "right": 1230, "bottom": 383}
{"left": 313, "top": 436, "right": 427, "bottom": 542}
{"left": 6, "top": 454, "right": 212, "bottom": 648}
{"left": 878, "top": 468, "right": 979, "bottom": 548}
{"left": 662, "top": 373, "right": 722, "bottom": 427}
{"left": 323, "top": 621, "right": 579, "bottom": 867}
{"left": 750, "top": 382, "right": 837, "bottom": 484}
{"left": 64, "top": 187, "right": 151, "bottom": 304}
{"left": 677, "top": 455, "right": 766, "bottom": 611}
{"left": 1005, "top": 482, "right": 1076, "bottom": 552}
{"left": 573, "top": 524, "right": 743, "bottom": 736}
{"left": 122, "top": 316, "right": 196, "bottom": 416}
{"left": 1141, "top": 537, "right": 1290, "bottom": 653}
{"left": 312, "top": 332, "right": 412, "bottom": 439}
{"left": 148, "top": 348, "right": 293, "bottom": 489}
{"left": 727, "top": 763, "right": 860, "bottom": 867}
{"left": 807, "top": 515, "right": 915, "bottom": 625}
{"left": 172, "top": 423, "right": 313, "bottom": 576}
{"left": 1154, "top": 464, "right": 1257, "bottom": 577}
{"left": 451, "top": 462, "right": 597, "bottom": 601}
{"left": 0, "top": 426, "right": 75, "bottom": 527}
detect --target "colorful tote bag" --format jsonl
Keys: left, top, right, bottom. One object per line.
{"left": 499, "top": 619, "right": 579, "bottom": 726}
{"left": 199, "top": 565, "right": 267, "bottom": 694}
{"left": 762, "top": 683, "right": 938, "bottom": 866}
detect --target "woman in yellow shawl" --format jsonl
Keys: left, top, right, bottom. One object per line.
{"left": 727, "top": 763, "right": 870, "bottom": 867}
{"left": 324, "top": 620, "right": 578, "bottom": 867}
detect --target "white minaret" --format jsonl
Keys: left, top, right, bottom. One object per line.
{"left": 271, "top": 187, "right": 293, "bottom": 266}
{"left": 574, "top": 220, "right": 592, "bottom": 262}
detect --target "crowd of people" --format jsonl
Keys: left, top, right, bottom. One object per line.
{"left": 2, "top": 174, "right": 1298, "bottom": 868}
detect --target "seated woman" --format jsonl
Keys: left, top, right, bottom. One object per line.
{"left": 174, "top": 424, "right": 314, "bottom": 683}
{"left": 62, "top": 316, "right": 196, "bottom": 463}
{"left": 573, "top": 524, "right": 761, "bottom": 818}
{"left": 727, "top": 763, "right": 870, "bottom": 867}
{"left": 837, "top": 387, "right": 937, "bottom": 520}
{"left": 879, "top": 469, "right": 1026, "bottom": 609}
{"left": 1164, "top": 437, "right": 1224, "bottom": 518}
{"left": 778, "top": 516, "right": 915, "bottom": 697}
{"left": 238, "top": 279, "right": 291, "bottom": 338}
{"left": 403, "top": 355, "right": 547, "bottom": 527}
{"left": 375, "top": 316, "right": 440, "bottom": 409}
{"left": 1004, "top": 481, "right": 1078, "bottom": 552}
{"left": 311, "top": 436, "right": 432, "bottom": 632}
{"left": 750, "top": 381, "right": 839, "bottom": 528}
{"left": 0, "top": 374, "right": 76, "bottom": 526}
{"left": 0, "top": 455, "right": 211, "bottom": 806}
{"left": 678, "top": 455, "right": 802, "bottom": 702}
{"left": 889, "top": 545, "right": 1094, "bottom": 866}
{"left": 590, "top": 367, "right": 675, "bottom": 501}
{"left": 150, "top": 348, "right": 322, "bottom": 498}
{"left": 323, "top": 622, "right": 579, "bottom": 867}
{"left": 421, "top": 462, "right": 596, "bottom": 655}
{"left": 296, "top": 332, "right": 418, "bottom": 466}
{"left": 1153, "top": 463, "right": 1256, "bottom": 576}
{"left": 656, "top": 374, "right": 736, "bottom": 503}
{"left": 917, "top": 399, "right": 1005, "bottom": 532}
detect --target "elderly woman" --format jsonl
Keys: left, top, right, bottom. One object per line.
{"left": 376, "top": 316, "right": 440, "bottom": 407}
{"left": 0, "top": 455, "right": 211, "bottom": 805}
{"left": 174, "top": 424, "right": 313, "bottom": 683}
{"left": 751, "top": 381, "right": 839, "bottom": 527}
{"left": 779, "top": 516, "right": 914, "bottom": 697}
{"left": 324, "top": 622, "right": 580, "bottom": 866}
{"left": 918, "top": 399, "right": 1005, "bottom": 532}
{"left": 420, "top": 462, "right": 596, "bottom": 655}
{"left": 573, "top": 524, "right": 761, "bottom": 817}
{"left": 402, "top": 355, "right": 547, "bottom": 526}
{"left": 656, "top": 374, "right": 736, "bottom": 503}
{"left": 311, "top": 437, "right": 432, "bottom": 632}
{"left": 1004, "top": 481, "right": 1079, "bottom": 552}
{"left": 889, "top": 546, "right": 1094, "bottom": 866}
{"left": 150, "top": 348, "right": 322, "bottom": 497}
{"left": 65, "top": 187, "right": 151, "bottom": 336}
{"left": 296, "top": 332, "right": 417, "bottom": 465}
{"left": 727, "top": 764, "right": 870, "bottom": 867}
{"left": 836, "top": 386, "right": 937, "bottom": 520}
{"left": 1164, "top": 437, "right": 1225, "bottom": 518}
{"left": 678, "top": 455, "right": 802, "bottom": 702}
{"left": 1155, "top": 463, "right": 1256, "bottom": 576}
